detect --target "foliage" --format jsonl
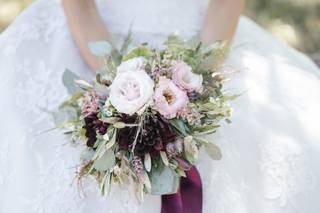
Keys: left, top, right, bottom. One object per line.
{"left": 57, "top": 35, "right": 236, "bottom": 200}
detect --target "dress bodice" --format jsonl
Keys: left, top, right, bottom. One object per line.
{"left": 98, "top": 0, "right": 209, "bottom": 47}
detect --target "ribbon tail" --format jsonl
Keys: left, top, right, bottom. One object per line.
{"left": 161, "top": 192, "right": 183, "bottom": 213}
{"left": 161, "top": 166, "right": 203, "bottom": 213}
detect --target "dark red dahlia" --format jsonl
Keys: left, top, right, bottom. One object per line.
{"left": 116, "top": 114, "right": 176, "bottom": 157}
{"left": 83, "top": 113, "right": 109, "bottom": 148}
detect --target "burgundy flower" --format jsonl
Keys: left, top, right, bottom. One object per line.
{"left": 83, "top": 113, "right": 109, "bottom": 148}
{"left": 116, "top": 114, "right": 177, "bottom": 157}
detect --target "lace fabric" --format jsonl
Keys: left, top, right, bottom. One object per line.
{"left": 0, "top": 0, "right": 320, "bottom": 212}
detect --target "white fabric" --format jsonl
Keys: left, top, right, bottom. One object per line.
{"left": 0, "top": 0, "right": 320, "bottom": 212}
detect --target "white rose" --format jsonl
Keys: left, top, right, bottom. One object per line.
{"left": 117, "top": 57, "right": 146, "bottom": 73}
{"left": 109, "top": 70, "right": 154, "bottom": 115}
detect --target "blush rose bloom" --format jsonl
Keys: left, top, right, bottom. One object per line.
{"left": 171, "top": 60, "right": 203, "bottom": 93}
{"left": 154, "top": 77, "right": 189, "bottom": 119}
{"left": 109, "top": 70, "right": 154, "bottom": 115}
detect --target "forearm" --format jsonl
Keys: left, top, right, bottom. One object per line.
{"left": 62, "top": 0, "right": 112, "bottom": 71}
{"left": 200, "top": 0, "right": 245, "bottom": 44}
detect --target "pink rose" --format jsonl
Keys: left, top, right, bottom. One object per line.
{"left": 154, "top": 77, "right": 188, "bottom": 119}
{"left": 171, "top": 60, "right": 203, "bottom": 93}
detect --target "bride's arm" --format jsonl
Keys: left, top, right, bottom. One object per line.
{"left": 200, "top": 0, "right": 245, "bottom": 44}
{"left": 62, "top": 0, "right": 112, "bottom": 71}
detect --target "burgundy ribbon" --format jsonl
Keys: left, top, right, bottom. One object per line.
{"left": 161, "top": 166, "right": 203, "bottom": 213}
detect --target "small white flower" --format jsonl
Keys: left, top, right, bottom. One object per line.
{"left": 117, "top": 57, "right": 146, "bottom": 73}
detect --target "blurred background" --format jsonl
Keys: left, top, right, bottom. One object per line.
{"left": 0, "top": 0, "right": 319, "bottom": 64}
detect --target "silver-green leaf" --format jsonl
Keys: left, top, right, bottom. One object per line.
{"left": 205, "top": 143, "right": 222, "bottom": 160}
{"left": 62, "top": 69, "right": 79, "bottom": 95}
{"left": 150, "top": 167, "right": 179, "bottom": 195}
{"left": 93, "top": 149, "right": 116, "bottom": 171}
{"left": 183, "top": 136, "right": 199, "bottom": 164}
{"left": 75, "top": 79, "right": 93, "bottom": 90}
{"left": 160, "top": 151, "right": 169, "bottom": 166}
{"left": 88, "top": 41, "right": 112, "bottom": 57}
{"left": 144, "top": 153, "right": 152, "bottom": 172}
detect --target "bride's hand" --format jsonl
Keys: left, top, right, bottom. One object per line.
{"left": 200, "top": 0, "right": 245, "bottom": 44}
{"left": 62, "top": 0, "right": 112, "bottom": 71}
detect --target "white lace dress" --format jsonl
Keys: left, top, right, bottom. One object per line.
{"left": 0, "top": 0, "right": 320, "bottom": 212}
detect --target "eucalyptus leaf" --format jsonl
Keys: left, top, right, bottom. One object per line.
{"left": 191, "top": 124, "right": 220, "bottom": 134}
{"left": 120, "top": 30, "right": 133, "bottom": 55}
{"left": 100, "top": 172, "right": 110, "bottom": 196}
{"left": 93, "top": 149, "right": 116, "bottom": 171}
{"left": 205, "top": 143, "right": 222, "bottom": 160}
{"left": 62, "top": 69, "right": 79, "bottom": 95}
{"left": 144, "top": 153, "right": 152, "bottom": 172}
{"left": 92, "top": 138, "right": 109, "bottom": 160}
{"left": 122, "top": 46, "right": 152, "bottom": 61}
{"left": 143, "top": 172, "right": 152, "bottom": 192}
{"left": 105, "top": 131, "right": 116, "bottom": 150}
{"left": 52, "top": 106, "right": 78, "bottom": 126}
{"left": 93, "top": 83, "right": 109, "bottom": 98}
{"left": 160, "top": 151, "right": 169, "bottom": 166}
{"left": 75, "top": 79, "right": 93, "bottom": 90}
{"left": 175, "top": 168, "right": 187, "bottom": 178}
{"left": 88, "top": 41, "right": 112, "bottom": 57}
{"left": 102, "top": 117, "right": 120, "bottom": 124}
{"left": 114, "top": 122, "right": 126, "bottom": 129}
{"left": 150, "top": 167, "right": 179, "bottom": 195}
{"left": 136, "top": 183, "right": 144, "bottom": 203}
{"left": 183, "top": 136, "right": 199, "bottom": 164}
{"left": 80, "top": 148, "right": 95, "bottom": 161}
{"left": 169, "top": 119, "right": 188, "bottom": 136}
{"left": 193, "top": 137, "right": 209, "bottom": 146}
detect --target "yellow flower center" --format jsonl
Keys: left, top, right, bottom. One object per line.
{"left": 163, "top": 89, "right": 174, "bottom": 105}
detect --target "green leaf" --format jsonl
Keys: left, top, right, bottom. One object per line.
{"left": 169, "top": 119, "right": 188, "bottom": 136}
{"left": 93, "top": 128, "right": 115, "bottom": 159}
{"left": 113, "top": 122, "right": 126, "bottom": 129}
{"left": 122, "top": 46, "right": 152, "bottom": 61}
{"left": 101, "top": 117, "right": 121, "bottom": 124}
{"left": 144, "top": 153, "right": 152, "bottom": 172}
{"left": 93, "top": 149, "right": 116, "bottom": 171}
{"left": 143, "top": 172, "right": 152, "bottom": 192}
{"left": 100, "top": 172, "right": 111, "bottom": 196}
{"left": 190, "top": 124, "right": 220, "bottom": 135}
{"left": 120, "top": 30, "right": 133, "bottom": 55}
{"left": 62, "top": 69, "right": 79, "bottom": 95}
{"left": 160, "top": 151, "right": 169, "bottom": 166}
{"left": 80, "top": 148, "right": 95, "bottom": 161}
{"left": 105, "top": 130, "right": 116, "bottom": 150}
{"left": 183, "top": 136, "right": 199, "bottom": 164}
{"left": 93, "top": 82, "right": 110, "bottom": 97}
{"left": 201, "top": 41, "right": 230, "bottom": 71}
{"left": 175, "top": 168, "right": 187, "bottom": 177}
{"left": 150, "top": 167, "right": 179, "bottom": 195}
{"left": 205, "top": 143, "right": 222, "bottom": 160}
{"left": 88, "top": 41, "right": 112, "bottom": 57}
{"left": 193, "top": 137, "right": 209, "bottom": 145}
{"left": 74, "top": 79, "right": 93, "bottom": 90}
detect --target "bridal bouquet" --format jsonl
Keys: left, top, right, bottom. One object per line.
{"left": 58, "top": 35, "right": 235, "bottom": 200}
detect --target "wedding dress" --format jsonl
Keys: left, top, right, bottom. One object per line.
{"left": 0, "top": 0, "right": 320, "bottom": 212}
